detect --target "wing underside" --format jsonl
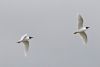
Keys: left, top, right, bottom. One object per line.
{"left": 79, "top": 32, "right": 87, "bottom": 45}
{"left": 78, "top": 15, "right": 84, "bottom": 29}
{"left": 23, "top": 41, "right": 29, "bottom": 56}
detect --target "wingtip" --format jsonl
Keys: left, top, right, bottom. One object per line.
{"left": 84, "top": 44, "right": 88, "bottom": 48}
{"left": 77, "top": 13, "right": 81, "bottom": 16}
{"left": 24, "top": 33, "right": 28, "bottom": 36}
{"left": 83, "top": 41, "right": 88, "bottom": 48}
{"left": 16, "top": 41, "right": 21, "bottom": 43}
{"left": 25, "top": 54, "right": 27, "bottom": 57}
{"left": 24, "top": 52, "right": 27, "bottom": 57}
{"left": 73, "top": 32, "right": 78, "bottom": 34}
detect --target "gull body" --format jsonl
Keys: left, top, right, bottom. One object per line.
{"left": 74, "top": 14, "right": 90, "bottom": 45}
{"left": 17, "top": 33, "right": 33, "bottom": 56}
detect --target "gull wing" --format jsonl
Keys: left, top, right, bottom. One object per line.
{"left": 23, "top": 41, "right": 29, "bottom": 56}
{"left": 78, "top": 15, "right": 84, "bottom": 29}
{"left": 20, "top": 34, "right": 27, "bottom": 41}
{"left": 79, "top": 31, "right": 87, "bottom": 45}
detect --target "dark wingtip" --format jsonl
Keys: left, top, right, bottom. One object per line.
{"left": 73, "top": 32, "right": 77, "bottom": 34}
{"left": 16, "top": 42, "right": 21, "bottom": 43}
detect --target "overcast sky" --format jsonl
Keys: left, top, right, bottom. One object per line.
{"left": 0, "top": 0, "right": 100, "bottom": 67}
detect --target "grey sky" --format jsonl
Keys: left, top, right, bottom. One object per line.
{"left": 0, "top": 0, "right": 99, "bottom": 67}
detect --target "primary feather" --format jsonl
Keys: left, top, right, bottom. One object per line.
{"left": 78, "top": 15, "right": 84, "bottom": 29}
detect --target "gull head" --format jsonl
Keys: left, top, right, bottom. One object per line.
{"left": 86, "top": 27, "right": 90, "bottom": 29}
{"left": 29, "top": 36, "right": 34, "bottom": 39}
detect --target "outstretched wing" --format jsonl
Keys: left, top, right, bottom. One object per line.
{"left": 78, "top": 15, "right": 84, "bottom": 29}
{"left": 79, "top": 31, "right": 87, "bottom": 45}
{"left": 23, "top": 41, "right": 29, "bottom": 56}
{"left": 20, "top": 34, "right": 28, "bottom": 41}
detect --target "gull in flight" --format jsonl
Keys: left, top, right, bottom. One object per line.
{"left": 74, "top": 14, "right": 90, "bottom": 46}
{"left": 17, "top": 33, "right": 33, "bottom": 56}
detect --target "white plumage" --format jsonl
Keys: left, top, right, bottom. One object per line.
{"left": 17, "top": 33, "right": 33, "bottom": 56}
{"left": 74, "top": 14, "right": 90, "bottom": 45}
